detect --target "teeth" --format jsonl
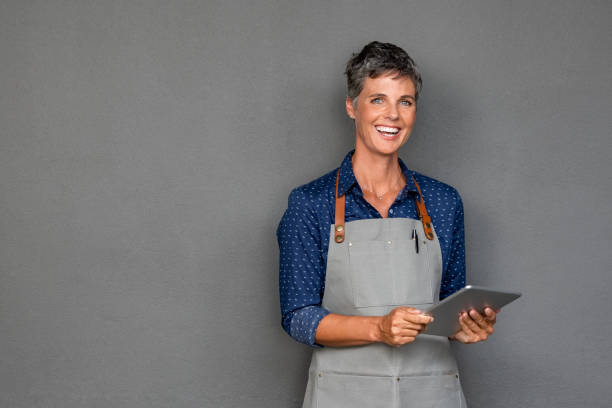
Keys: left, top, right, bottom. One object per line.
{"left": 375, "top": 126, "right": 399, "bottom": 134}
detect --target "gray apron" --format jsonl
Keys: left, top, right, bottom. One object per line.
{"left": 301, "top": 171, "right": 467, "bottom": 408}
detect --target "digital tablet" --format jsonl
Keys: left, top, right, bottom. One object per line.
{"left": 422, "top": 285, "right": 521, "bottom": 337}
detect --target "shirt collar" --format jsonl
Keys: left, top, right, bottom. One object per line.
{"left": 337, "top": 150, "right": 419, "bottom": 197}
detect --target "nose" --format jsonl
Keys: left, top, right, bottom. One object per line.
{"left": 385, "top": 103, "right": 399, "bottom": 120}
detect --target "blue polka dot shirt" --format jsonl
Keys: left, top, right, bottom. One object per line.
{"left": 277, "top": 151, "right": 466, "bottom": 347}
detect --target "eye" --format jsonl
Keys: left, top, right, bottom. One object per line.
{"left": 371, "top": 97, "right": 383, "bottom": 104}
{"left": 400, "top": 99, "right": 414, "bottom": 107}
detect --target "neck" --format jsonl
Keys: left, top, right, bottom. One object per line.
{"left": 352, "top": 147, "right": 404, "bottom": 194}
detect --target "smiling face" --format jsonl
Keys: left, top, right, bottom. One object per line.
{"left": 346, "top": 72, "right": 417, "bottom": 157}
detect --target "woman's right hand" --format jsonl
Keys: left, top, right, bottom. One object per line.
{"left": 314, "top": 309, "right": 433, "bottom": 348}
{"left": 377, "top": 307, "right": 433, "bottom": 347}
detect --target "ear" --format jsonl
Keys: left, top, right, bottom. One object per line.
{"left": 345, "top": 97, "right": 356, "bottom": 119}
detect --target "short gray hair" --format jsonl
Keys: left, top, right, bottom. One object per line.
{"left": 345, "top": 41, "right": 423, "bottom": 103}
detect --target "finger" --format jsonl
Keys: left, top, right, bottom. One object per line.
{"left": 389, "top": 311, "right": 427, "bottom": 326}
{"left": 468, "top": 309, "right": 491, "bottom": 330}
{"left": 465, "top": 311, "right": 494, "bottom": 339}
{"left": 451, "top": 330, "right": 469, "bottom": 343}
{"left": 483, "top": 307, "right": 497, "bottom": 322}
{"left": 405, "top": 309, "right": 435, "bottom": 324}
{"left": 394, "top": 338, "right": 416, "bottom": 347}
{"left": 398, "top": 329, "right": 419, "bottom": 338}
{"left": 402, "top": 313, "right": 434, "bottom": 325}
{"left": 456, "top": 315, "right": 482, "bottom": 343}
{"left": 392, "top": 307, "right": 422, "bottom": 320}
{"left": 460, "top": 312, "right": 481, "bottom": 333}
{"left": 390, "top": 323, "right": 422, "bottom": 336}
{"left": 451, "top": 322, "right": 474, "bottom": 343}
{"left": 388, "top": 331, "right": 419, "bottom": 346}
{"left": 456, "top": 314, "right": 471, "bottom": 335}
{"left": 400, "top": 329, "right": 425, "bottom": 342}
{"left": 400, "top": 322, "right": 425, "bottom": 331}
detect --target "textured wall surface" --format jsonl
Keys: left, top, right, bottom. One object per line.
{"left": 1, "top": 1, "right": 611, "bottom": 407}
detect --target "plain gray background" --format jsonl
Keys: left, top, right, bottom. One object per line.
{"left": 1, "top": 1, "right": 611, "bottom": 407}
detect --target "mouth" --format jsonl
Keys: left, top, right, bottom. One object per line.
{"left": 375, "top": 125, "right": 401, "bottom": 139}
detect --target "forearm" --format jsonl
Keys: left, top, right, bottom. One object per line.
{"left": 314, "top": 313, "right": 383, "bottom": 347}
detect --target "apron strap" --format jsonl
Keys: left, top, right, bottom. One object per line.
{"left": 411, "top": 175, "right": 435, "bottom": 240}
{"left": 332, "top": 169, "right": 434, "bottom": 243}
{"left": 334, "top": 168, "right": 345, "bottom": 243}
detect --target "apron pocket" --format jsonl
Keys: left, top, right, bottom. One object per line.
{"left": 348, "top": 239, "right": 432, "bottom": 308}
{"left": 398, "top": 373, "right": 461, "bottom": 408}
{"left": 391, "top": 239, "right": 433, "bottom": 306}
{"left": 316, "top": 372, "right": 393, "bottom": 408}
{"left": 348, "top": 240, "right": 392, "bottom": 308}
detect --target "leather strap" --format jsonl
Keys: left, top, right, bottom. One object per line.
{"left": 332, "top": 170, "right": 434, "bottom": 243}
{"left": 411, "top": 175, "right": 434, "bottom": 240}
{"left": 334, "top": 168, "right": 345, "bottom": 243}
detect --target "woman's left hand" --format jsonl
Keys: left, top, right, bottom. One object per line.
{"left": 450, "top": 307, "right": 498, "bottom": 344}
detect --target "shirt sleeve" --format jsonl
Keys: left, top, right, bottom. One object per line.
{"left": 439, "top": 191, "right": 466, "bottom": 300}
{"left": 277, "top": 188, "right": 330, "bottom": 347}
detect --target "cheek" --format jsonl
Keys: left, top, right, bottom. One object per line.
{"left": 401, "top": 117, "right": 416, "bottom": 140}
{"left": 404, "top": 114, "right": 416, "bottom": 129}
{"left": 357, "top": 117, "right": 374, "bottom": 130}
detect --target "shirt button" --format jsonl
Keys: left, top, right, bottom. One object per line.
{"left": 387, "top": 240, "right": 392, "bottom": 245}
{"left": 389, "top": 209, "right": 393, "bottom": 214}
{"left": 348, "top": 242, "right": 352, "bottom": 247}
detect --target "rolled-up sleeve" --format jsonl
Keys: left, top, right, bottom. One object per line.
{"left": 439, "top": 191, "right": 466, "bottom": 300}
{"left": 277, "top": 188, "right": 330, "bottom": 347}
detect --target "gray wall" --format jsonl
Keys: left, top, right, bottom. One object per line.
{"left": 1, "top": 1, "right": 611, "bottom": 407}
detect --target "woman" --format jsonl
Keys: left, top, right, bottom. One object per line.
{"left": 277, "top": 41, "right": 497, "bottom": 408}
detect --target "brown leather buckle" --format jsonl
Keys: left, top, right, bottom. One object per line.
{"left": 411, "top": 175, "right": 434, "bottom": 241}
{"left": 334, "top": 168, "right": 345, "bottom": 244}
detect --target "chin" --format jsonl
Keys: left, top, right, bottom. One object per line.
{"left": 373, "top": 139, "right": 405, "bottom": 155}
{"left": 370, "top": 145, "right": 401, "bottom": 156}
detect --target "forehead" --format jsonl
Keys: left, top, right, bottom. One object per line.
{"left": 361, "top": 73, "right": 416, "bottom": 96}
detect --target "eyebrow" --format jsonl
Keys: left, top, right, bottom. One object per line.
{"left": 368, "top": 93, "right": 416, "bottom": 100}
